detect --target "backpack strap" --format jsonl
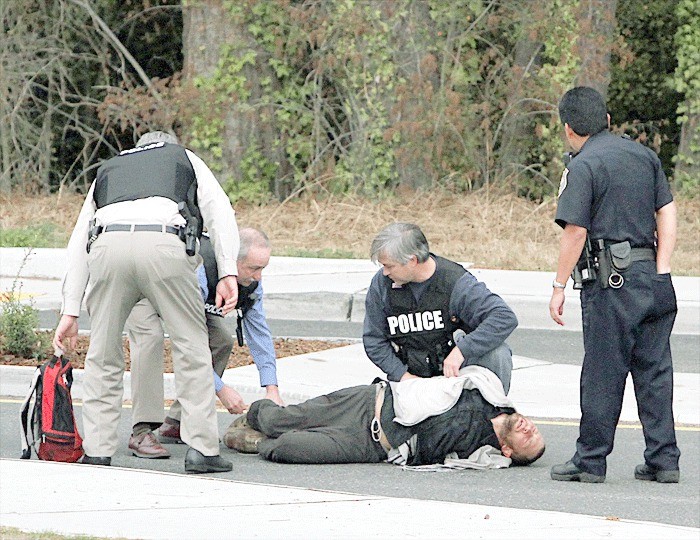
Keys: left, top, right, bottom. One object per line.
{"left": 19, "top": 367, "right": 42, "bottom": 459}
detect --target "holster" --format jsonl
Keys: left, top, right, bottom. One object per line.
{"left": 572, "top": 236, "right": 597, "bottom": 290}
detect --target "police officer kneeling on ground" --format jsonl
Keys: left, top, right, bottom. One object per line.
{"left": 53, "top": 130, "right": 240, "bottom": 474}
{"left": 363, "top": 222, "right": 517, "bottom": 393}
{"left": 549, "top": 87, "right": 680, "bottom": 484}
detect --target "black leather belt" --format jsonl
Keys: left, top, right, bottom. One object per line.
{"left": 103, "top": 224, "right": 180, "bottom": 235}
{"left": 629, "top": 248, "right": 656, "bottom": 262}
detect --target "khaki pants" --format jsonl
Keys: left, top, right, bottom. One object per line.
{"left": 83, "top": 231, "right": 219, "bottom": 456}
{"left": 128, "top": 302, "right": 235, "bottom": 424}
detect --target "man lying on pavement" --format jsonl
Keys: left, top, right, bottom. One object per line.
{"left": 224, "top": 365, "right": 545, "bottom": 467}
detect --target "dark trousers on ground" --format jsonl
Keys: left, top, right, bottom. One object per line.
{"left": 573, "top": 261, "right": 681, "bottom": 476}
{"left": 247, "top": 385, "right": 387, "bottom": 464}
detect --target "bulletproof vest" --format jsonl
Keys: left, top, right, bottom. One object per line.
{"left": 199, "top": 235, "right": 258, "bottom": 316}
{"left": 386, "top": 255, "right": 467, "bottom": 377}
{"left": 93, "top": 142, "right": 201, "bottom": 233}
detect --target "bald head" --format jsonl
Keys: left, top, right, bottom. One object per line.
{"left": 238, "top": 228, "right": 271, "bottom": 261}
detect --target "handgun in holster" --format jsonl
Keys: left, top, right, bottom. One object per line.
{"left": 571, "top": 235, "right": 597, "bottom": 289}
{"left": 177, "top": 201, "right": 199, "bottom": 256}
{"left": 86, "top": 219, "right": 103, "bottom": 254}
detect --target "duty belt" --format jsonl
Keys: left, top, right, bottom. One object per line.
{"left": 87, "top": 223, "right": 181, "bottom": 253}
{"left": 102, "top": 224, "right": 180, "bottom": 234}
{"left": 626, "top": 248, "right": 656, "bottom": 262}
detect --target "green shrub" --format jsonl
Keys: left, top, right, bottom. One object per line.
{"left": 0, "top": 293, "right": 49, "bottom": 359}
{"left": 0, "top": 249, "right": 51, "bottom": 359}
{"left": 0, "top": 223, "right": 67, "bottom": 248}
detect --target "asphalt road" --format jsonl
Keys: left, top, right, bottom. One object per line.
{"left": 266, "top": 320, "right": 700, "bottom": 373}
{"left": 38, "top": 308, "right": 699, "bottom": 373}
{"left": 20, "top": 314, "right": 698, "bottom": 528}
{"left": 1, "top": 401, "right": 697, "bottom": 528}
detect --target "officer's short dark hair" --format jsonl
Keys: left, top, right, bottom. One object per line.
{"left": 370, "top": 222, "right": 430, "bottom": 264}
{"left": 558, "top": 87, "right": 608, "bottom": 136}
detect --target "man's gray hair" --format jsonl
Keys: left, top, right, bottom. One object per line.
{"left": 238, "top": 227, "right": 271, "bottom": 261}
{"left": 370, "top": 222, "right": 430, "bottom": 264}
{"left": 136, "top": 131, "right": 179, "bottom": 147}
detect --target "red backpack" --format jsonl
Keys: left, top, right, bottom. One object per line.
{"left": 20, "top": 354, "right": 84, "bottom": 462}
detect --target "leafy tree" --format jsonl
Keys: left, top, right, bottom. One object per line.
{"left": 608, "top": 0, "right": 681, "bottom": 176}
{"left": 673, "top": 0, "right": 700, "bottom": 193}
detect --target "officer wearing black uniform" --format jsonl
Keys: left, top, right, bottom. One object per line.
{"left": 549, "top": 87, "right": 680, "bottom": 484}
{"left": 363, "top": 223, "right": 517, "bottom": 392}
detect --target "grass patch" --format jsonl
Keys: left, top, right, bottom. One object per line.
{"left": 0, "top": 526, "right": 125, "bottom": 540}
{"left": 0, "top": 223, "right": 68, "bottom": 248}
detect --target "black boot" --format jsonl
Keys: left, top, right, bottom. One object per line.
{"left": 551, "top": 460, "right": 605, "bottom": 483}
{"left": 184, "top": 447, "right": 232, "bottom": 474}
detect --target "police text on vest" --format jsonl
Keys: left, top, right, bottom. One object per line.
{"left": 387, "top": 311, "right": 444, "bottom": 335}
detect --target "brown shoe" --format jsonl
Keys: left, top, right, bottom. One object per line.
{"left": 156, "top": 419, "right": 183, "bottom": 444}
{"left": 129, "top": 431, "right": 170, "bottom": 459}
{"left": 223, "top": 416, "right": 267, "bottom": 454}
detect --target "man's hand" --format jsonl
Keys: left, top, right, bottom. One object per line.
{"left": 216, "top": 385, "right": 247, "bottom": 414}
{"left": 215, "top": 275, "right": 238, "bottom": 316}
{"left": 549, "top": 288, "right": 566, "bottom": 326}
{"left": 442, "top": 347, "right": 465, "bottom": 378}
{"left": 53, "top": 315, "right": 78, "bottom": 352}
{"left": 399, "top": 371, "right": 420, "bottom": 382}
{"left": 264, "top": 385, "right": 285, "bottom": 406}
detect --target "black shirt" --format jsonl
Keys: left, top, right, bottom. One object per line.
{"left": 555, "top": 130, "right": 673, "bottom": 247}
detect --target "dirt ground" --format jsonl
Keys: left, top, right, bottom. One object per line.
{"left": 2, "top": 190, "right": 698, "bottom": 275}
{"left": 0, "top": 332, "right": 352, "bottom": 370}
{"left": 1, "top": 190, "right": 698, "bottom": 363}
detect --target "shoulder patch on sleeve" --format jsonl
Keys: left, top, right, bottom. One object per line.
{"left": 558, "top": 168, "right": 569, "bottom": 197}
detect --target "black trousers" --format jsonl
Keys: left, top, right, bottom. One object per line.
{"left": 573, "top": 261, "right": 681, "bottom": 476}
{"left": 247, "top": 385, "right": 387, "bottom": 464}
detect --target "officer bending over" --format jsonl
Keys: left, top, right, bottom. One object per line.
{"left": 53, "top": 130, "right": 239, "bottom": 474}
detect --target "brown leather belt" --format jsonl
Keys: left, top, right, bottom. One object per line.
{"left": 371, "top": 384, "right": 392, "bottom": 453}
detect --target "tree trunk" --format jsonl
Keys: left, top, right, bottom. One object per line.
{"left": 495, "top": 5, "right": 543, "bottom": 183}
{"left": 675, "top": 110, "right": 699, "bottom": 183}
{"left": 182, "top": 0, "right": 288, "bottom": 196}
{"left": 573, "top": 0, "right": 619, "bottom": 99}
{"left": 383, "top": 1, "right": 438, "bottom": 190}
{"left": 0, "top": 61, "right": 11, "bottom": 193}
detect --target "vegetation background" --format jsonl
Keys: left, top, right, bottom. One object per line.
{"left": 0, "top": 1, "right": 698, "bottom": 368}
{"left": 1, "top": 0, "right": 699, "bottom": 275}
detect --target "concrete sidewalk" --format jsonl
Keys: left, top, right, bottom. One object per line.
{"left": 1, "top": 247, "right": 699, "bottom": 539}
{"left": 2, "top": 459, "right": 698, "bottom": 540}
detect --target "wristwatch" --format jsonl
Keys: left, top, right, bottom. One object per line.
{"left": 552, "top": 280, "right": 567, "bottom": 289}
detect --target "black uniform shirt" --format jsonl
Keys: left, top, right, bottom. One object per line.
{"left": 555, "top": 130, "right": 673, "bottom": 246}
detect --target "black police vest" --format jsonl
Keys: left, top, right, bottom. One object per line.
{"left": 199, "top": 235, "right": 258, "bottom": 317}
{"left": 93, "top": 142, "right": 201, "bottom": 232}
{"left": 385, "top": 255, "right": 467, "bottom": 377}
